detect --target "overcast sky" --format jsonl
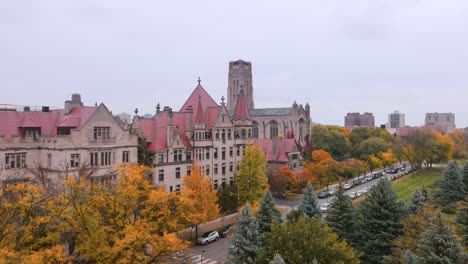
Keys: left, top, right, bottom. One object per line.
{"left": 1, "top": 0, "right": 467, "bottom": 128}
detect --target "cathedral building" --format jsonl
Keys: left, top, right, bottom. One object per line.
{"left": 133, "top": 60, "right": 311, "bottom": 192}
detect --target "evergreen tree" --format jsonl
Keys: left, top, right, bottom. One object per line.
{"left": 408, "top": 189, "right": 425, "bottom": 214}
{"left": 269, "top": 253, "right": 285, "bottom": 264}
{"left": 463, "top": 163, "right": 468, "bottom": 193}
{"left": 325, "top": 184, "right": 357, "bottom": 244}
{"left": 356, "top": 178, "right": 407, "bottom": 264}
{"left": 455, "top": 202, "right": 468, "bottom": 247}
{"left": 415, "top": 213, "right": 466, "bottom": 264}
{"left": 421, "top": 184, "right": 429, "bottom": 201}
{"left": 256, "top": 191, "right": 282, "bottom": 234}
{"left": 404, "top": 250, "right": 416, "bottom": 264}
{"left": 256, "top": 216, "right": 360, "bottom": 264}
{"left": 299, "top": 182, "right": 321, "bottom": 219}
{"left": 228, "top": 204, "right": 261, "bottom": 264}
{"left": 286, "top": 208, "right": 305, "bottom": 222}
{"left": 437, "top": 161, "right": 465, "bottom": 205}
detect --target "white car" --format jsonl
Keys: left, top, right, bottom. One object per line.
{"left": 361, "top": 187, "right": 371, "bottom": 193}
{"left": 197, "top": 231, "right": 219, "bottom": 245}
{"left": 365, "top": 175, "right": 373, "bottom": 181}
{"left": 320, "top": 203, "right": 330, "bottom": 212}
{"left": 344, "top": 183, "right": 352, "bottom": 190}
{"left": 349, "top": 192, "right": 358, "bottom": 199}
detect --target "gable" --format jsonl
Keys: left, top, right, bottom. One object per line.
{"left": 211, "top": 105, "right": 233, "bottom": 128}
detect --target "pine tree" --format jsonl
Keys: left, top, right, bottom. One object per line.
{"left": 437, "top": 161, "right": 465, "bottom": 205}
{"left": 286, "top": 207, "right": 305, "bottom": 222}
{"left": 269, "top": 253, "right": 285, "bottom": 264}
{"left": 325, "top": 184, "right": 357, "bottom": 244}
{"left": 404, "top": 250, "right": 416, "bottom": 264}
{"left": 455, "top": 202, "right": 468, "bottom": 247}
{"left": 421, "top": 184, "right": 429, "bottom": 201}
{"left": 228, "top": 204, "right": 262, "bottom": 264}
{"left": 256, "top": 191, "right": 282, "bottom": 234}
{"left": 356, "top": 178, "right": 407, "bottom": 264}
{"left": 463, "top": 163, "right": 468, "bottom": 193}
{"left": 408, "top": 189, "right": 425, "bottom": 214}
{"left": 415, "top": 213, "right": 466, "bottom": 264}
{"left": 299, "top": 182, "right": 321, "bottom": 219}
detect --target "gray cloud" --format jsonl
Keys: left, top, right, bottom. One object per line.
{"left": 0, "top": 0, "right": 467, "bottom": 127}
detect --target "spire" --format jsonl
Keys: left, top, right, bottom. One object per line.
{"left": 233, "top": 88, "right": 251, "bottom": 120}
{"left": 194, "top": 95, "right": 205, "bottom": 123}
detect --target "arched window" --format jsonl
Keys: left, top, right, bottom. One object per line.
{"left": 227, "top": 129, "right": 231, "bottom": 139}
{"left": 222, "top": 129, "right": 226, "bottom": 143}
{"left": 252, "top": 121, "right": 259, "bottom": 139}
{"left": 216, "top": 129, "right": 220, "bottom": 140}
{"left": 270, "top": 121, "right": 279, "bottom": 139}
{"left": 299, "top": 118, "right": 305, "bottom": 138}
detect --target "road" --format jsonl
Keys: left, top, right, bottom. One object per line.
{"left": 186, "top": 166, "right": 410, "bottom": 263}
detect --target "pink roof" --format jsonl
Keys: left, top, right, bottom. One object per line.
{"left": 233, "top": 89, "right": 250, "bottom": 120}
{"left": 253, "top": 139, "right": 297, "bottom": 162}
{"left": 206, "top": 107, "right": 220, "bottom": 129}
{"left": 180, "top": 84, "right": 218, "bottom": 115}
{"left": 194, "top": 97, "right": 205, "bottom": 123}
{"left": 0, "top": 106, "right": 97, "bottom": 140}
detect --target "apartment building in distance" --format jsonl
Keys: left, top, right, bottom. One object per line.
{"left": 424, "top": 112, "right": 456, "bottom": 134}
{"left": 0, "top": 94, "right": 138, "bottom": 185}
{"left": 132, "top": 60, "right": 310, "bottom": 192}
{"left": 388, "top": 111, "right": 405, "bottom": 128}
{"left": 345, "top": 112, "right": 375, "bottom": 128}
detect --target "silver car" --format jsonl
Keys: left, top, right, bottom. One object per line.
{"left": 197, "top": 231, "right": 219, "bottom": 245}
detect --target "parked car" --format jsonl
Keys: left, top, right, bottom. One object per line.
{"left": 365, "top": 175, "right": 373, "bottom": 181}
{"left": 344, "top": 183, "right": 352, "bottom": 190}
{"left": 272, "top": 192, "right": 287, "bottom": 198}
{"left": 349, "top": 192, "right": 358, "bottom": 199}
{"left": 361, "top": 187, "right": 371, "bottom": 193}
{"left": 320, "top": 203, "right": 330, "bottom": 212}
{"left": 360, "top": 178, "right": 368, "bottom": 184}
{"left": 197, "top": 231, "right": 219, "bottom": 245}
{"left": 219, "top": 224, "right": 235, "bottom": 238}
{"left": 318, "top": 191, "right": 331, "bottom": 199}
{"left": 328, "top": 188, "right": 336, "bottom": 196}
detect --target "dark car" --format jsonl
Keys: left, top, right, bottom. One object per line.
{"left": 318, "top": 191, "right": 331, "bottom": 199}
{"left": 219, "top": 224, "right": 235, "bottom": 237}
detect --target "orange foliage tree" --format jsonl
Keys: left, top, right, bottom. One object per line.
{"left": 181, "top": 162, "right": 220, "bottom": 238}
{"left": 312, "top": 149, "right": 333, "bottom": 163}
{"left": 268, "top": 166, "right": 297, "bottom": 195}
{"left": 378, "top": 151, "right": 398, "bottom": 169}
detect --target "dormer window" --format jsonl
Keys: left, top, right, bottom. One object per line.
{"left": 94, "top": 127, "right": 110, "bottom": 140}
{"left": 57, "top": 127, "right": 72, "bottom": 136}
{"left": 23, "top": 128, "right": 41, "bottom": 140}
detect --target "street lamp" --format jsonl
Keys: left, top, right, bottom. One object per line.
{"left": 201, "top": 250, "right": 205, "bottom": 264}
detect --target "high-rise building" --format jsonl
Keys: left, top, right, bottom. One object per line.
{"left": 227, "top": 60, "right": 254, "bottom": 111}
{"left": 345, "top": 112, "right": 375, "bottom": 127}
{"left": 425, "top": 112, "right": 456, "bottom": 134}
{"left": 388, "top": 111, "right": 405, "bottom": 128}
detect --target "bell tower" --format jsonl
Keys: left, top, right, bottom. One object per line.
{"left": 227, "top": 59, "right": 254, "bottom": 111}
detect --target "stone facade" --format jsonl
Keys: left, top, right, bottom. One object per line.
{"left": 227, "top": 60, "right": 254, "bottom": 111}
{"left": 0, "top": 95, "right": 139, "bottom": 185}
{"left": 424, "top": 112, "right": 456, "bottom": 134}
{"left": 345, "top": 112, "right": 375, "bottom": 127}
{"left": 133, "top": 60, "right": 310, "bottom": 192}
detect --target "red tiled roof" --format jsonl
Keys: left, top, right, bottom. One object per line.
{"left": 206, "top": 107, "right": 220, "bottom": 129}
{"left": 233, "top": 89, "right": 250, "bottom": 120}
{"left": 180, "top": 84, "right": 218, "bottom": 115}
{"left": 0, "top": 106, "right": 97, "bottom": 140}
{"left": 253, "top": 139, "right": 297, "bottom": 162}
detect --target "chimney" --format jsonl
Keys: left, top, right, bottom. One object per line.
{"left": 64, "top": 93, "right": 84, "bottom": 114}
{"left": 186, "top": 105, "right": 193, "bottom": 131}
{"left": 167, "top": 109, "right": 174, "bottom": 146}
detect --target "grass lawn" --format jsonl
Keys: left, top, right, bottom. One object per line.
{"left": 392, "top": 167, "right": 443, "bottom": 204}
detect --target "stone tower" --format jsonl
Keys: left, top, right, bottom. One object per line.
{"left": 227, "top": 59, "right": 254, "bottom": 111}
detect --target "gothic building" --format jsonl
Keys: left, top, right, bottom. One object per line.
{"left": 133, "top": 60, "right": 311, "bottom": 192}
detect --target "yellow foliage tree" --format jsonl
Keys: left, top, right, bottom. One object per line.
{"left": 237, "top": 143, "right": 269, "bottom": 206}
{"left": 181, "top": 162, "right": 220, "bottom": 238}
{"left": 378, "top": 151, "right": 398, "bottom": 169}
{"left": 368, "top": 154, "right": 383, "bottom": 172}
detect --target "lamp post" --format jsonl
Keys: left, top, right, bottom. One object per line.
{"left": 201, "top": 250, "right": 205, "bottom": 264}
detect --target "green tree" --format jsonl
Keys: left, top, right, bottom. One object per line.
{"left": 455, "top": 201, "right": 468, "bottom": 247}
{"left": 353, "top": 137, "right": 391, "bottom": 161}
{"left": 415, "top": 214, "right": 466, "bottom": 264}
{"left": 299, "top": 182, "right": 321, "bottom": 219}
{"left": 256, "top": 217, "right": 360, "bottom": 264}
{"left": 310, "top": 125, "right": 351, "bottom": 160}
{"left": 269, "top": 253, "right": 286, "bottom": 264}
{"left": 237, "top": 144, "right": 269, "bottom": 206}
{"left": 408, "top": 189, "right": 426, "bottom": 214}
{"left": 256, "top": 191, "right": 282, "bottom": 234}
{"left": 463, "top": 163, "right": 468, "bottom": 193}
{"left": 228, "top": 204, "right": 261, "bottom": 264}
{"left": 217, "top": 184, "right": 238, "bottom": 214}
{"left": 404, "top": 251, "right": 417, "bottom": 264}
{"left": 356, "top": 178, "right": 407, "bottom": 264}
{"left": 325, "top": 185, "right": 357, "bottom": 244}
{"left": 286, "top": 208, "right": 305, "bottom": 222}
{"left": 437, "top": 161, "right": 465, "bottom": 205}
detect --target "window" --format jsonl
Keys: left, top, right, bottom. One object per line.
{"left": 24, "top": 128, "right": 41, "bottom": 140}
{"left": 227, "top": 129, "right": 231, "bottom": 139}
{"left": 158, "top": 169, "right": 164, "bottom": 181}
{"left": 214, "top": 164, "right": 218, "bottom": 175}
{"left": 248, "top": 129, "right": 251, "bottom": 138}
{"left": 57, "top": 127, "right": 71, "bottom": 136}
{"left": 252, "top": 122, "right": 259, "bottom": 138}
{"left": 222, "top": 178, "right": 226, "bottom": 189}
{"left": 222, "top": 129, "right": 226, "bottom": 143}
{"left": 229, "top": 177, "right": 234, "bottom": 186}
{"left": 173, "top": 149, "right": 183, "bottom": 162}
{"left": 291, "top": 154, "right": 298, "bottom": 160}
{"left": 170, "top": 186, "right": 173, "bottom": 192}
{"left": 93, "top": 127, "right": 110, "bottom": 140}
{"left": 158, "top": 154, "right": 164, "bottom": 164}
{"left": 229, "top": 147, "right": 233, "bottom": 157}
{"left": 70, "top": 154, "right": 80, "bottom": 168}
{"left": 47, "top": 153, "right": 52, "bottom": 167}
{"left": 205, "top": 148, "right": 210, "bottom": 159}
{"left": 175, "top": 167, "right": 181, "bottom": 179}
{"left": 175, "top": 184, "right": 181, "bottom": 192}
{"left": 270, "top": 121, "right": 279, "bottom": 139}
{"left": 90, "top": 152, "right": 98, "bottom": 166}
{"left": 222, "top": 147, "right": 226, "bottom": 160}
{"left": 122, "top": 151, "right": 129, "bottom": 163}
{"left": 187, "top": 165, "right": 191, "bottom": 176}
{"left": 229, "top": 162, "right": 233, "bottom": 172}
{"left": 216, "top": 130, "right": 220, "bottom": 140}
{"left": 5, "top": 153, "right": 26, "bottom": 169}
{"left": 90, "top": 151, "right": 112, "bottom": 166}
{"left": 236, "top": 146, "right": 240, "bottom": 156}
{"left": 214, "top": 148, "right": 218, "bottom": 159}
{"left": 186, "top": 151, "right": 191, "bottom": 161}
{"left": 241, "top": 129, "right": 246, "bottom": 138}
{"left": 206, "top": 165, "right": 210, "bottom": 176}
{"left": 100, "top": 152, "right": 112, "bottom": 166}
{"left": 214, "top": 180, "right": 218, "bottom": 190}
{"left": 222, "top": 163, "right": 226, "bottom": 175}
